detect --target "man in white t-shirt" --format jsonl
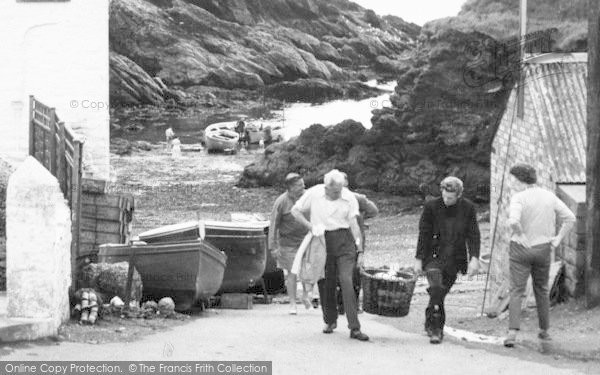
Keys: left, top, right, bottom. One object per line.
{"left": 291, "top": 169, "right": 368, "bottom": 341}
{"left": 503, "top": 163, "right": 575, "bottom": 347}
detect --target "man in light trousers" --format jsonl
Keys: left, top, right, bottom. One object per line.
{"left": 504, "top": 163, "right": 575, "bottom": 347}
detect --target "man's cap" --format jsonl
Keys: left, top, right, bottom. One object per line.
{"left": 285, "top": 173, "right": 302, "bottom": 184}
{"left": 509, "top": 163, "right": 537, "bottom": 184}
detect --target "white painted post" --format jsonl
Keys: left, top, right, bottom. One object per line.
{"left": 6, "top": 156, "right": 72, "bottom": 332}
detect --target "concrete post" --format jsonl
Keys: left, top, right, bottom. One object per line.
{"left": 6, "top": 156, "right": 71, "bottom": 330}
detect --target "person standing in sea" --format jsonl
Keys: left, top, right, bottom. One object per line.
{"left": 269, "top": 173, "right": 310, "bottom": 315}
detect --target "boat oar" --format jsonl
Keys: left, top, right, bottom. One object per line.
{"left": 124, "top": 243, "right": 139, "bottom": 311}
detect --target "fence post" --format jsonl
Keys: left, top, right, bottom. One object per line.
{"left": 49, "top": 108, "right": 57, "bottom": 176}
{"left": 28, "top": 96, "right": 35, "bottom": 157}
{"left": 57, "top": 122, "right": 67, "bottom": 197}
{"left": 70, "top": 139, "right": 83, "bottom": 291}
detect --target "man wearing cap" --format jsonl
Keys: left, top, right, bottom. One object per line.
{"left": 291, "top": 169, "right": 369, "bottom": 341}
{"left": 269, "top": 173, "right": 309, "bottom": 315}
{"left": 503, "top": 164, "right": 575, "bottom": 347}
{"left": 414, "top": 176, "right": 481, "bottom": 344}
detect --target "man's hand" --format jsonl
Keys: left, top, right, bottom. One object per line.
{"left": 513, "top": 233, "right": 530, "bottom": 249}
{"left": 356, "top": 253, "right": 365, "bottom": 269}
{"left": 467, "top": 257, "right": 480, "bottom": 278}
{"left": 550, "top": 236, "right": 561, "bottom": 250}
{"left": 270, "top": 247, "right": 281, "bottom": 259}
{"left": 413, "top": 259, "right": 423, "bottom": 275}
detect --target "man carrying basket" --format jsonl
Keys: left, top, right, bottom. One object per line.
{"left": 414, "top": 176, "right": 481, "bottom": 344}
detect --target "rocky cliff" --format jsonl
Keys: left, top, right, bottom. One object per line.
{"left": 239, "top": 27, "right": 514, "bottom": 200}
{"left": 239, "top": 0, "right": 587, "bottom": 200}
{"left": 109, "top": 0, "right": 420, "bottom": 106}
{"left": 438, "top": 0, "right": 587, "bottom": 51}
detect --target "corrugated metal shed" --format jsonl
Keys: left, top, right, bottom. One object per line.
{"left": 524, "top": 57, "right": 587, "bottom": 183}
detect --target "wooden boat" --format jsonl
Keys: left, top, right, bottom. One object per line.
{"left": 204, "top": 121, "right": 239, "bottom": 152}
{"left": 139, "top": 220, "right": 269, "bottom": 294}
{"left": 245, "top": 122, "right": 285, "bottom": 144}
{"left": 97, "top": 239, "right": 227, "bottom": 311}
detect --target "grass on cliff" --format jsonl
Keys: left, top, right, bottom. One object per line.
{"left": 425, "top": 0, "right": 587, "bottom": 51}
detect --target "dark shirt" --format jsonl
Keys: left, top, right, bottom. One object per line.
{"left": 415, "top": 197, "right": 480, "bottom": 274}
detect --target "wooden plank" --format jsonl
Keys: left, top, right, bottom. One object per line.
{"left": 57, "top": 121, "right": 67, "bottom": 197}
{"left": 82, "top": 193, "right": 122, "bottom": 207}
{"left": 81, "top": 205, "right": 123, "bottom": 220}
{"left": 28, "top": 96, "right": 34, "bottom": 156}
{"left": 70, "top": 139, "right": 83, "bottom": 291}
{"left": 80, "top": 217, "right": 122, "bottom": 233}
{"left": 587, "top": 0, "right": 600, "bottom": 308}
{"left": 80, "top": 230, "right": 121, "bottom": 245}
{"left": 48, "top": 108, "right": 57, "bottom": 176}
{"left": 220, "top": 293, "right": 253, "bottom": 309}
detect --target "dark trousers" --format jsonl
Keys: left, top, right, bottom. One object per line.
{"left": 424, "top": 262, "right": 457, "bottom": 334}
{"left": 318, "top": 229, "right": 360, "bottom": 330}
{"left": 508, "top": 241, "right": 551, "bottom": 330}
{"left": 336, "top": 255, "right": 360, "bottom": 313}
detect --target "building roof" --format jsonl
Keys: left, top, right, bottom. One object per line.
{"left": 523, "top": 54, "right": 587, "bottom": 183}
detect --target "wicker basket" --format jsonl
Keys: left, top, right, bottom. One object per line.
{"left": 361, "top": 267, "right": 417, "bottom": 317}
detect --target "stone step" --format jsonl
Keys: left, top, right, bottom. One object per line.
{"left": 0, "top": 317, "right": 56, "bottom": 343}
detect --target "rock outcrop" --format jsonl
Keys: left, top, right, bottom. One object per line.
{"left": 240, "top": 28, "right": 514, "bottom": 200}
{"left": 239, "top": 0, "right": 587, "bottom": 199}
{"left": 109, "top": 0, "right": 420, "bottom": 105}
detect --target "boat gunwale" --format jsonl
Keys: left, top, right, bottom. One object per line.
{"left": 99, "top": 241, "right": 227, "bottom": 266}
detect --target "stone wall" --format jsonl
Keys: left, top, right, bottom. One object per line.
{"left": 6, "top": 157, "right": 71, "bottom": 329}
{"left": 556, "top": 184, "right": 586, "bottom": 298}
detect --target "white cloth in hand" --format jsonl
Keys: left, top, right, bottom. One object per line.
{"left": 311, "top": 223, "right": 325, "bottom": 237}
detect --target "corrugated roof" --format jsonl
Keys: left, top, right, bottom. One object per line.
{"left": 523, "top": 57, "right": 587, "bottom": 183}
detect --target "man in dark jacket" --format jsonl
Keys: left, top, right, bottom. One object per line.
{"left": 414, "top": 176, "right": 480, "bottom": 344}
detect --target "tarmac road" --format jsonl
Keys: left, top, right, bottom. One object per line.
{"left": 2, "top": 304, "right": 599, "bottom": 375}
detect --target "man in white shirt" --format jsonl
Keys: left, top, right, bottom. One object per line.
{"left": 503, "top": 163, "right": 575, "bottom": 347}
{"left": 291, "top": 169, "right": 368, "bottom": 341}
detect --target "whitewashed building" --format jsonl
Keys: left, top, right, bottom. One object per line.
{"left": 0, "top": 0, "right": 110, "bottom": 180}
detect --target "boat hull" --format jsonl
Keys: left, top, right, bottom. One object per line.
{"left": 139, "top": 221, "right": 268, "bottom": 293}
{"left": 98, "top": 240, "right": 226, "bottom": 311}
{"left": 204, "top": 122, "right": 239, "bottom": 151}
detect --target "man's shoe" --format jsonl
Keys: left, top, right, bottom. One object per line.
{"left": 538, "top": 330, "right": 551, "bottom": 341}
{"left": 503, "top": 330, "right": 517, "bottom": 348}
{"left": 429, "top": 333, "right": 442, "bottom": 344}
{"left": 425, "top": 327, "right": 433, "bottom": 337}
{"left": 350, "top": 329, "right": 369, "bottom": 341}
{"left": 311, "top": 298, "right": 319, "bottom": 309}
{"left": 322, "top": 323, "right": 337, "bottom": 334}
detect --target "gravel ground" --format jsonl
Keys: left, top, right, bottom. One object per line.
{"left": 57, "top": 145, "right": 493, "bottom": 344}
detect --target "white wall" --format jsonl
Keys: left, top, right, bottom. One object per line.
{"left": 0, "top": 0, "right": 109, "bottom": 180}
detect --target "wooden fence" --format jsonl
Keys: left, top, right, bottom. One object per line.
{"left": 28, "top": 95, "right": 83, "bottom": 290}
